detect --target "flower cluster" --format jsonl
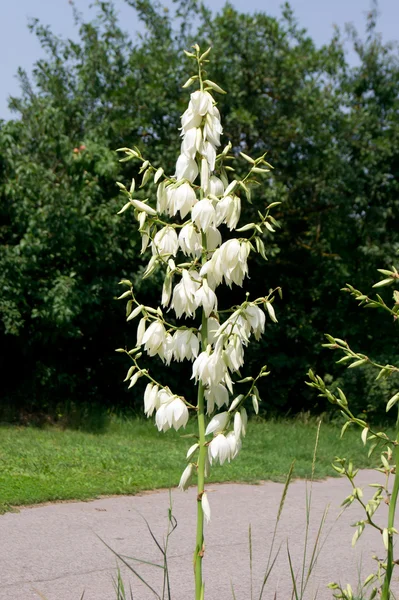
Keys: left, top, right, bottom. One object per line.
{"left": 117, "top": 46, "right": 280, "bottom": 533}
{"left": 137, "top": 319, "right": 199, "bottom": 365}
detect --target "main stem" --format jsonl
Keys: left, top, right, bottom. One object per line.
{"left": 381, "top": 407, "right": 399, "bottom": 600}
{"left": 194, "top": 227, "right": 209, "bottom": 600}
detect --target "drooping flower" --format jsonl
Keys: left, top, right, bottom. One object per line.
{"left": 136, "top": 317, "right": 147, "bottom": 346}
{"left": 201, "top": 141, "right": 216, "bottom": 172}
{"left": 142, "top": 321, "right": 167, "bottom": 357}
{"left": 189, "top": 90, "right": 214, "bottom": 116}
{"left": 203, "top": 113, "right": 223, "bottom": 148}
{"left": 208, "top": 433, "right": 231, "bottom": 465}
{"left": 181, "top": 107, "right": 202, "bottom": 132}
{"left": 186, "top": 443, "right": 199, "bottom": 460}
{"left": 191, "top": 198, "right": 216, "bottom": 233}
{"left": 206, "top": 317, "right": 221, "bottom": 345}
{"left": 179, "top": 223, "right": 202, "bottom": 257}
{"left": 234, "top": 411, "right": 242, "bottom": 440}
{"left": 156, "top": 181, "right": 170, "bottom": 214}
{"left": 169, "top": 182, "right": 197, "bottom": 219}
{"left": 161, "top": 333, "right": 175, "bottom": 365}
{"left": 201, "top": 239, "right": 251, "bottom": 288}
{"left": 175, "top": 154, "right": 199, "bottom": 183}
{"left": 240, "top": 407, "right": 248, "bottom": 437}
{"left": 171, "top": 269, "right": 200, "bottom": 318}
{"left": 217, "top": 312, "right": 251, "bottom": 344}
{"left": 155, "top": 391, "right": 189, "bottom": 432}
{"left": 204, "top": 383, "right": 229, "bottom": 414}
{"left": 152, "top": 226, "right": 178, "bottom": 257}
{"left": 178, "top": 463, "right": 194, "bottom": 491}
{"left": 181, "top": 127, "right": 198, "bottom": 160}
{"left": 192, "top": 340, "right": 226, "bottom": 387}
{"left": 195, "top": 279, "right": 218, "bottom": 317}
{"left": 205, "top": 411, "right": 229, "bottom": 436}
{"left": 215, "top": 195, "right": 241, "bottom": 230}
{"left": 209, "top": 175, "right": 225, "bottom": 197}
{"left": 144, "top": 383, "right": 159, "bottom": 417}
{"left": 244, "top": 304, "right": 266, "bottom": 340}
{"left": 226, "top": 431, "right": 241, "bottom": 459}
{"left": 224, "top": 336, "right": 245, "bottom": 373}
{"left": 173, "top": 329, "right": 200, "bottom": 361}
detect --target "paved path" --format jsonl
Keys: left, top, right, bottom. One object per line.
{"left": 1, "top": 471, "right": 398, "bottom": 600}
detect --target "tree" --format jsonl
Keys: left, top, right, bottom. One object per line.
{"left": 1, "top": 0, "right": 398, "bottom": 420}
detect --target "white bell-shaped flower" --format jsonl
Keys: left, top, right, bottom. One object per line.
{"left": 142, "top": 321, "right": 166, "bottom": 357}
{"left": 199, "top": 254, "right": 223, "bottom": 290}
{"left": 218, "top": 312, "right": 251, "bottom": 344}
{"left": 181, "top": 107, "right": 202, "bottom": 131}
{"left": 173, "top": 329, "right": 200, "bottom": 361}
{"left": 155, "top": 393, "right": 189, "bottom": 432}
{"left": 215, "top": 195, "right": 241, "bottom": 230}
{"left": 175, "top": 154, "right": 199, "bottom": 182}
{"left": 169, "top": 182, "right": 197, "bottom": 219}
{"left": 137, "top": 317, "right": 146, "bottom": 346}
{"left": 181, "top": 127, "right": 198, "bottom": 159}
{"left": 206, "top": 317, "right": 221, "bottom": 345}
{"left": 201, "top": 140, "right": 216, "bottom": 172}
{"left": 225, "top": 196, "right": 241, "bottom": 230}
{"left": 189, "top": 90, "right": 213, "bottom": 116}
{"left": 204, "top": 383, "right": 229, "bottom": 415}
{"left": 178, "top": 463, "right": 193, "bottom": 491}
{"left": 152, "top": 226, "right": 178, "bottom": 257}
{"left": 144, "top": 383, "right": 159, "bottom": 417}
{"left": 203, "top": 113, "right": 222, "bottom": 147}
{"left": 160, "top": 333, "right": 175, "bottom": 365}
{"left": 240, "top": 407, "right": 248, "bottom": 437}
{"left": 191, "top": 198, "right": 216, "bottom": 233}
{"left": 195, "top": 279, "right": 218, "bottom": 317}
{"left": 244, "top": 304, "right": 266, "bottom": 340}
{"left": 192, "top": 340, "right": 226, "bottom": 387}
{"left": 171, "top": 269, "right": 200, "bottom": 318}
{"left": 156, "top": 182, "right": 169, "bottom": 214}
{"left": 179, "top": 223, "right": 202, "bottom": 257}
{"left": 224, "top": 336, "right": 245, "bottom": 372}
{"left": 234, "top": 412, "right": 242, "bottom": 440}
{"left": 205, "top": 411, "right": 229, "bottom": 436}
{"left": 220, "top": 239, "right": 251, "bottom": 287}
{"left": 208, "top": 433, "right": 231, "bottom": 465}
{"left": 206, "top": 226, "right": 222, "bottom": 251}
{"left": 209, "top": 175, "right": 224, "bottom": 197}
{"left": 226, "top": 431, "right": 242, "bottom": 459}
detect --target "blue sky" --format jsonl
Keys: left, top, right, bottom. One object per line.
{"left": 1, "top": 0, "right": 398, "bottom": 120}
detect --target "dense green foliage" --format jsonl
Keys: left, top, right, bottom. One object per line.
{"left": 1, "top": 0, "right": 399, "bottom": 420}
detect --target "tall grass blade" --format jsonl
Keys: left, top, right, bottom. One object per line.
{"left": 97, "top": 534, "right": 162, "bottom": 599}
{"left": 299, "top": 419, "right": 321, "bottom": 597}
{"left": 118, "top": 555, "right": 164, "bottom": 569}
{"left": 230, "top": 581, "right": 237, "bottom": 600}
{"left": 287, "top": 544, "right": 299, "bottom": 600}
{"left": 258, "top": 460, "right": 295, "bottom": 599}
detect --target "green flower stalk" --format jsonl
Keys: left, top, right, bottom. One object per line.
{"left": 116, "top": 45, "right": 281, "bottom": 599}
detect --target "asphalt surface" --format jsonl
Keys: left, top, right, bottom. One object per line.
{"left": 1, "top": 471, "right": 398, "bottom": 600}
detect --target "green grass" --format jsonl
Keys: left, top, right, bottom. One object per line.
{"left": 0, "top": 417, "right": 381, "bottom": 512}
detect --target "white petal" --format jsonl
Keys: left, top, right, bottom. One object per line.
{"left": 205, "top": 411, "right": 229, "bottom": 436}
{"left": 178, "top": 463, "right": 193, "bottom": 491}
{"left": 234, "top": 412, "right": 242, "bottom": 440}
{"left": 201, "top": 492, "right": 211, "bottom": 524}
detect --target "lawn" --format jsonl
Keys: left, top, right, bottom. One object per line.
{"left": 0, "top": 417, "right": 379, "bottom": 512}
